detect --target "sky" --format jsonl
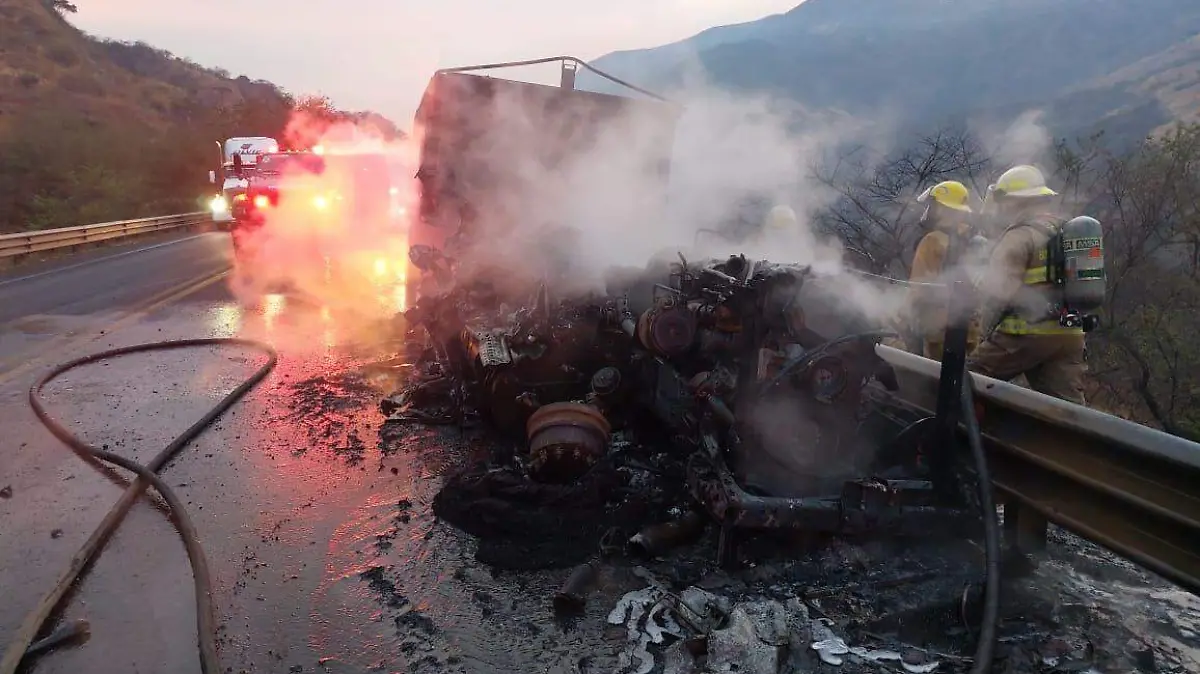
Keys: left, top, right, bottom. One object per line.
{"left": 72, "top": 1, "right": 802, "bottom": 124}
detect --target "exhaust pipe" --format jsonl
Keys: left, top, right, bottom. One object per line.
{"left": 628, "top": 510, "right": 707, "bottom": 558}
{"left": 553, "top": 559, "right": 599, "bottom": 611}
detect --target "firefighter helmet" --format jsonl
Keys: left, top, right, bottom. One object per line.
{"left": 916, "top": 180, "right": 973, "bottom": 212}
{"left": 765, "top": 204, "right": 798, "bottom": 230}
{"left": 991, "top": 164, "right": 1057, "bottom": 198}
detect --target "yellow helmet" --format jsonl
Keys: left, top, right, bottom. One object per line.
{"left": 990, "top": 164, "right": 1057, "bottom": 198}
{"left": 916, "top": 180, "right": 973, "bottom": 213}
{"left": 765, "top": 204, "right": 798, "bottom": 229}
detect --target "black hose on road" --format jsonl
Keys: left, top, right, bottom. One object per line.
{"left": 0, "top": 338, "right": 278, "bottom": 674}
{"left": 962, "top": 374, "right": 1002, "bottom": 674}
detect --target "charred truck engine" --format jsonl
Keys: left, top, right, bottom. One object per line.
{"left": 397, "top": 59, "right": 979, "bottom": 566}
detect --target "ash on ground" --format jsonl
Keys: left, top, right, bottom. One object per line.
{"left": 430, "top": 456, "right": 684, "bottom": 570}
{"left": 369, "top": 408, "right": 1198, "bottom": 673}
{"left": 267, "top": 328, "right": 1197, "bottom": 674}
{"left": 276, "top": 369, "right": 379, "bottom": 466}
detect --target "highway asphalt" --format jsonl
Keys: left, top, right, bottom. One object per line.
{"left": 0, "top": 231, "right": 232, "bottom": 324}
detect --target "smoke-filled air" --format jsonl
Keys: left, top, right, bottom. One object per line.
{"left": 226, "top": 66, "right": 1058, "bottom": 351}
{"left": 227, "top": 109, "right": 420, "bottom": 349}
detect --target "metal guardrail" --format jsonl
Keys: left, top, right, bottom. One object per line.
{"left": 0, "top": 213, "right": 208, "bottom": 260}
{"left": 878, "top": 344, "right": 1200, "bottom": 595}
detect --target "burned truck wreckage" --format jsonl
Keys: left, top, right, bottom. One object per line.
{"left": 380, "top": 58, "right": 1003, "bottom": 672}
{"left": 392, "top": 246, "right": 980, "bottom": 566}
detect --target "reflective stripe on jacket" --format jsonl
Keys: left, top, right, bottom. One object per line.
{"left": 986, "top": 215, "right": 1083, "bottom": 336}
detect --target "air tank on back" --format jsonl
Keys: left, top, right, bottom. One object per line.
{"left": 1060, "top": 216, "right": 1106, "bottom": 313}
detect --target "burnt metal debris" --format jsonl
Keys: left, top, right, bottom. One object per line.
{"left": 383, "top": 238, "right": 981, "bottom": 568}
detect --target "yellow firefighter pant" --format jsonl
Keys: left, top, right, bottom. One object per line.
{"left": 921, "top": 321, "right": 982, "bottom": 361}
{"left": 966, "top": 332, "right": 1087, "bottom": 405}
{"left": 923, "top": 341, "right": 947, "bottom": 360}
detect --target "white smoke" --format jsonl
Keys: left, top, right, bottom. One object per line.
{"left": 976, "top": 108, "right": 1054, "bottom": 175}
{"left": 415, "top": 67, "right": 911, "bottom": 325}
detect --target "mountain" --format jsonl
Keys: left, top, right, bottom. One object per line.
{"left": 584, "top": 0, "right": 1200, "bottom": 142}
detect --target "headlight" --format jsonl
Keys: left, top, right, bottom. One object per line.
{"left": 210, "top": 195, "right": 229, "bottom": 213}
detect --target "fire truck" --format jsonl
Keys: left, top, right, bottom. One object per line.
{"left": 228, "top": 148, "right": 410, "bottom": 305}
{"left": 231, "top": 151, "right": 393, "bottom": 227}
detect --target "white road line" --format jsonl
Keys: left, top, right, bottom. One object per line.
{"left": 0, "top": 233, "right": 217, "bottom": 288}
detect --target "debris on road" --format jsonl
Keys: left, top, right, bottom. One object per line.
{"left": 361, "top": 240, "right": 1006, "bottom": 670}
{"left": 554, "top": 559, "right": 600, "bottom": 611}
{"left": 430, "top": 460, "right": 679, "bottom": 570}
{"left": 604, "top": 577, "right": 952, "bottom": 674}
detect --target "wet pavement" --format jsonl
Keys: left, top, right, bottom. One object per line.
{"left": 1, "top": 246, "right": 1199, "bottom": 674}
{"left": 0, "top": 231, "right": 231, "bottom": 385}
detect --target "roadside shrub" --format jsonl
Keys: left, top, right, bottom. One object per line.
{"left": 58, "top": 72, "right": 104, "bottom": 96}
{"left": 43, "top": 42, "right": 80, "bottom": 67}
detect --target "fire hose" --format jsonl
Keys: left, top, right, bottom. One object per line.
{"left": 843, "top": 241, "right": 1002, "bottom": 672}
{"left": 0, "top": 338, "right": 278, "bottom": 674}
{"left": 770, "top": 329, "right": 1000, "bottom": 673}
{"left": 962, "top": 371, "right": 1001, "bottom": 674}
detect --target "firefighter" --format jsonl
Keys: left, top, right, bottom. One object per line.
{"left": 968, "top": 164, "right": 1087, "bottom": 405}
{"left": 765, "top": 203, "right": 798, "bottom": 232}
{"left": 908, "top": 180, "right": 982, "bottom": 360}
{"left": 754, "top": 202, "right": 803, "bottom": 255}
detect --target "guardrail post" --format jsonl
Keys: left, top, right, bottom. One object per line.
{"left": 876, "top": 342, "right": 1200, "bottom": 593}
{"left": 931, "top": 234, "right": 971, "bottom": 500}
{"left": 1003, "top": 498, "right": 1048, "bottom": 552}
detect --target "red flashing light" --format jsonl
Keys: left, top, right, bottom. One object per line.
{"left": 254, "top": 195, "right": 270, "bottom": 209}
{"left": 1088, "top": 247, "right": 1102, "bottom": 258}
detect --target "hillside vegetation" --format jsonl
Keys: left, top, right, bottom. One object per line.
{"left": 0, "top": 0, "right": 397, "bottom": 232}
{"left": 586, "top": 0, "right": 1200, "bottom": 142}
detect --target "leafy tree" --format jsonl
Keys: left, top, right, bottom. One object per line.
{"left": 1051, "top": 125, "right": 1200, "bottom": 439}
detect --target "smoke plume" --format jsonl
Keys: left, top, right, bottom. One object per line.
{"left": 413, "top": 69, "right": 908, "bottom": 323}
{"left": 974, "top": 108, "right": 1055, "bottom": 176}
{"left": 229, "top": 70, "right": 922, "bottom": 349}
